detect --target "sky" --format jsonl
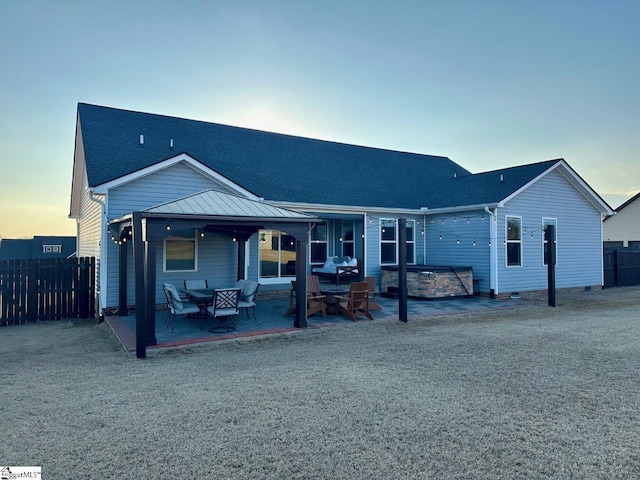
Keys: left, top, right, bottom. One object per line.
{"left": 1, "top": 0, "right": 639, "bottom": 238}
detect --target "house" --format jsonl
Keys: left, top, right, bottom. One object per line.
{"left": 0, "top": 236, "right": 76, "bottom": 261}
{"left": 603, "top": 192, "right": 640, "bottom": 250}
{"left": 69, "top": 103, "right": 613, "bottom": 354}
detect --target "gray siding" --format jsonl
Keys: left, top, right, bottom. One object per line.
{"left": 108, "top": 162, "right": 234, "bottom": 218}
{"left": 105, "top": 231, "right": 238, "bottom": 308}
{"left": 496, "top": 169, "right": 603, "bottom": 293}
{"left": 425, "top": 210, "right": 492, "bottom": 292}
{"left": 104, "top": 163, "right": 235, "bottom": 307}
{"left": 77, "top": 167, "right": 104, "bottom": 306}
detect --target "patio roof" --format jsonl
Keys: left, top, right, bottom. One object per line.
{"left": 143, "top": 189, "right": 316, "bottom": 220}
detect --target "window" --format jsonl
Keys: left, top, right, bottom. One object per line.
{"left": 310, "top": 224, "right": 327, "bottom": 264}
{"left": 405, "top": 220, "right": 415, "bottom": 264}
{"left": 164, "top": 230, "right": 197, "bottom": 272}
{"left": 543, "top": 218, "right": 557, "bottom": 266}
{"left": 341, "top": 221, "right": 355, "bottom": 258}
{"left": 259, "top": 230, "right": 296, "bottom": 278}
{"left": 380, "top": 219, "right": 397, "bottom": 264}
{"left": 43, "top": 245, "right": 62, "bottom": 254}
{"left": 506, "top": 216, "right": 522, "bottom": 267}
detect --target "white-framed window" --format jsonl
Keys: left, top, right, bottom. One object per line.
{"left": 380, "top": 218, "right": 397, "bottom": 265}
{"left": 164, "top": 229, "right": 197, "bottom": 272}
{"left": 542, "top": 218, "right": 557, "bottom": 266}
{"left": 405, "top": 220, "right": 416, "bottom": 264}
{"left": 310, "top": 224, "right": 328, "bottom": 265}
{"left": 341, "top": 221, "right": 355, "bottom": 258}
{"left": 43, "top": 245, "right": 62, "bottom": 254}
{"left": 259, "top": 229, "right": 296, "bottom": 278}
{"left": 506, "top": 216, "right": 522, "bottom": 267}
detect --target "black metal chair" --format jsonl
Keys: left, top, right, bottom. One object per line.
{"left": 206, "top": 288, "right": 241, "bottom": 333}
{"left": 162, "top": 283, "right": 202, "bottom": 332}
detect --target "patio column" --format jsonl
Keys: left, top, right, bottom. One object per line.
{"left": 294, "top": 239, "right": 308, "bottom": 328}
{"left": 398, "top": 218, "right": 408, "bottom": 322}
{"left": 144, "top": 239, "right": 158, "bottom": 347}
{"left": 132, "top": 212, "right": 147, "bottom": 359}
{"left": 117, "top": 236, "right": 128, "bottom": 316}
{"left": 237, "top": 234, "right": 249, "bottom": 281}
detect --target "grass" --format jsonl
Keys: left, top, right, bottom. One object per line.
{"left": 2, "top": 286, "right": 640, "bottom": 479}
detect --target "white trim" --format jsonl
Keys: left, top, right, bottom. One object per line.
{"left": 379, "top": 218, "right": 397, "bottom": 265}
{"left": 270, "top": 201, "right": 421, "bottom": 216}
{"left": 505, "top": 215, "right": 523, "bottom": 268}
{"left": 92, "top": 153, "right": 261, "bottom": 201}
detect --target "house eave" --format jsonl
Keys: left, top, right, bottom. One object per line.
{"left": 419, "top": 203, "right": 500, "bottom": 215}
{"left": 266, "top": 200, "right": 425, "bottom": 216}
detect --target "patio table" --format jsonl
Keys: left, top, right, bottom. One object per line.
{"left": 320, "top": 288, "right": 349, "bottom": 315}
{"left": 179, "top": 288, "right": 215, "bottom": 329}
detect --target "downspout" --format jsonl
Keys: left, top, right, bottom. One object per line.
{"left": 89, "top": 191, "right": 107, "bottom": 313}
{"left": 485, "top": 206, "right": 498, "bottom": 297}
{"left": 422, "top": 213, "right": 427, "bottom": 265}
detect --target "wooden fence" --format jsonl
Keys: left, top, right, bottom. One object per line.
{"left": 0, "top": 257, "right": 95, "bottom": 325}
{"left": 604, "top": 250, "right": 640, "bottom": 288}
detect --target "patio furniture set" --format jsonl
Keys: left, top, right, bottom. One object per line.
{"left": 284, "top": 275, "right": 381, "bottom": 322}
{"left": 162, "top": 279, "right": 260, "bottom": 334}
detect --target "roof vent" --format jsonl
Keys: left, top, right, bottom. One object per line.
{"left": 500, "top": 174, "right": 504, "bottom": 183}
{"left": 170, "top": 138, "right": 174, "bottom": 149}
{"left": 453, "top": 172, "right": 457, "bottom": 178}
{"left": 139, "top": 134, "right": 144, "bottom": 145}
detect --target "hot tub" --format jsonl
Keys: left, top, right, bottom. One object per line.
{"left": 381, "top": 265, "right": 473, "bottom": 299}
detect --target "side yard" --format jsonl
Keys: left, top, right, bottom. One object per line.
{"left": 2, "top": 287, "right": 640, "bottom": 479}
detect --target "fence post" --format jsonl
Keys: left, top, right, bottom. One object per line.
{"left": 79, "top": 257, "right": 89, "bottom": 318}
{"left": 27, "top": 259, "right": 38, "bottom": 322}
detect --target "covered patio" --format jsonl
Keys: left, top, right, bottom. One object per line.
{"left": 107, "top": 190, "right": 322, "bottom": 358}
{"left": 104, "top": 292, "right": 520, "bottom": 354}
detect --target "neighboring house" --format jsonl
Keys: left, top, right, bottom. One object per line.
{"left": 70, "top": 103, "right": 613, "bottom": 316}
{"left": 603, "top": 192, "right": 640, "bottom": 250}
{"left": 0, "top": 236, "right": 76, "bottom": 261}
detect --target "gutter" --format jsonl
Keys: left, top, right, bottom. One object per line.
{"left": 88, "top": 190, "right": 107, "bottom": 312}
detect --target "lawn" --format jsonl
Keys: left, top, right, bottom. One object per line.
{"left": 2, "top": 287, "right": 640, "bottom": 479}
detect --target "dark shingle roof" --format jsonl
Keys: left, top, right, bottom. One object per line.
{"left": 423, "top": 160, "right": 561, "bottom": 209}
{"left": 77, "top": 103, "right": 560, "bottom": 210}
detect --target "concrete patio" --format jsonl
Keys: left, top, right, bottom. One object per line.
{"left": 105, "top": 293, "right": 521, "bottom": 354}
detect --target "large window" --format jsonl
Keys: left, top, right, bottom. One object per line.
{"left": 164, "top": 229, "right": 197, "bottom": 272}
{"left": 380, "top": 219, "right": 397, "bottom": 264}
{"left": 310, "top": 224, "right": 328, "bottom": 264}
{"left": 506, "top": 216, "right": 522, "bottom": 267}
{"left": 543, "top": 218, "right": 557, "bottom": 266}
{"left": 406, "top": 220, "right": 415, "bottom": 264}
{"left": 341, "top": 221, "right": 355, "bottom": 258}
{"left": 259, "top": 230, "right": 296, "bottom": 278}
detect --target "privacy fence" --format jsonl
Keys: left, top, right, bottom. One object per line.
{"left": 0, "top": 257, "right": 96, "bottom": 325}
{"left": 604, "top": 250, "right": 640, "bottom": 288}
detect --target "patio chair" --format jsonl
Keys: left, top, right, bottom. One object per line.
{"left": 335, "top": 281, "right": 373, "bottom": 322}
{"left": 364, "top": 276, "right": 382, "bottom": 311}
{"left": 206, "top": 288, "right": 241, "bottom": 333}
{"left": 284, "top": 279, "right": 326, "bottom": 318}
{"left": 162, "top": 283, "right": 202, "bottom": 332}
{"left": 237, "top": 280, "right": 260, "bottom": 322}
{"left": 184, "top": 279, "right": 208, "bottom": 290}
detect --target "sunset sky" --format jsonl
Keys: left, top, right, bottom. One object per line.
{"left": 1, "top": 0, "right": 638, "bottom": 238}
